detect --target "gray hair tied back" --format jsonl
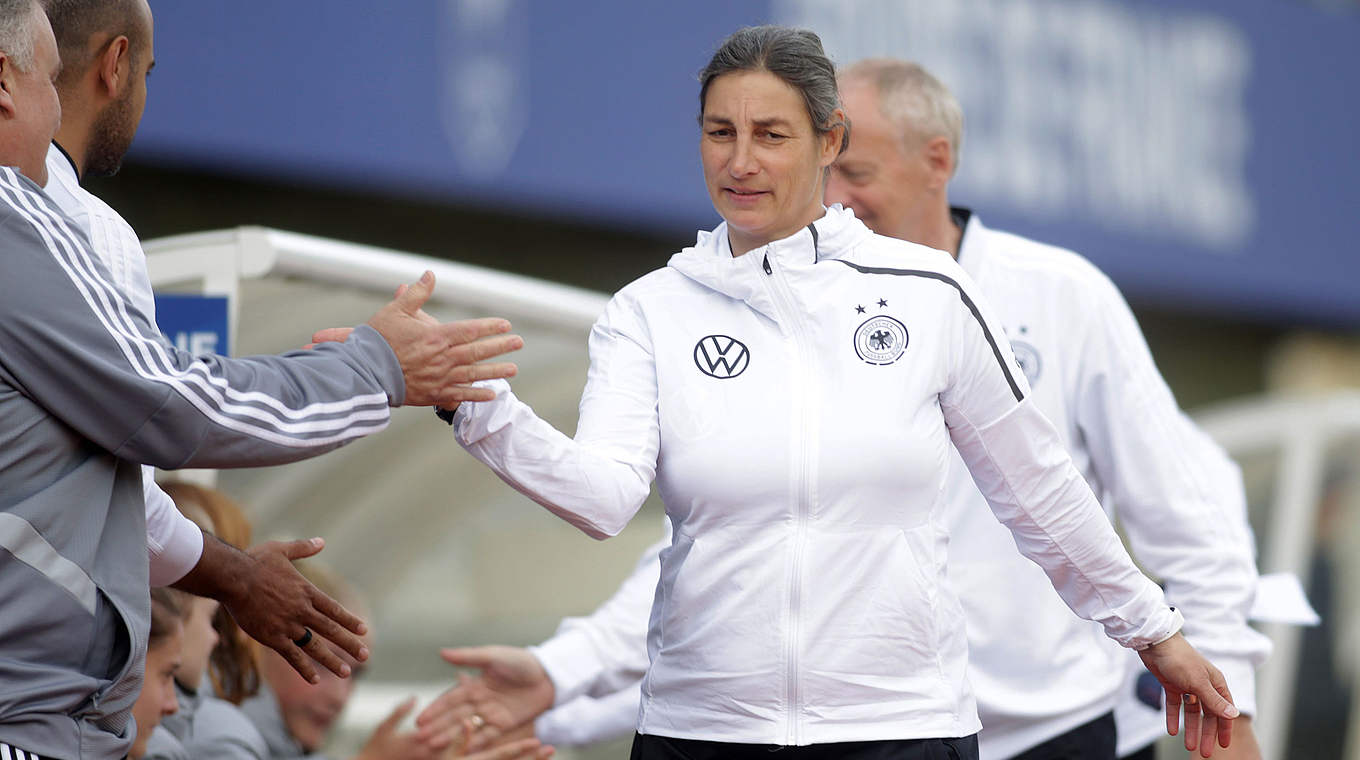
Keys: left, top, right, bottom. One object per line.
{"left": 698, "top": 25, "right": 851, "bottom": 155}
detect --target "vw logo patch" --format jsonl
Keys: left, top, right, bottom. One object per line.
{"left": 694, "top": 335, "right": 750, "bottom": 379}
{"left": 854, "top": 316, "right": 909, "bottom": 365}
{"left": 1010, "top": 340, "right": 1042, "bottom": 385}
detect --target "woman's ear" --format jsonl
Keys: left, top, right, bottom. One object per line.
{"left": 821, "top": 107, "right": 848, "bottom": 167}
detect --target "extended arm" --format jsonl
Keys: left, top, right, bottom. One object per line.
{"left": 0, "top": 168, "right": 522, "bottom": 469}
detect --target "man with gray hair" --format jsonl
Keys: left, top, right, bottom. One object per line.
{"left": 825, "top": 58, "right": 1268, "bottom": 759}
{"left": 410, "top": 58, "right": 1268, "bottom": 760}
{"left": 0, "top": 1, "right": 522, "bottom": 757}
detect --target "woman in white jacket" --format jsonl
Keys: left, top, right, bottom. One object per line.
{"left": 439, "top": 25, "right": 1237, "bottom": 760}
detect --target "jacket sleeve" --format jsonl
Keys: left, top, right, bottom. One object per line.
{"left": 453, "top": 290, "right": 660, "bottom": 539}
{"left": 1072, "top": 269, "right": 1270, "bottom": 711}
{"left": 145, "top": 469, "right": 205, "bottom": 587}
{"left": 0, "top": 169, "right": 403, "bottom": 470}
{"left": 535, "top": 681, "right": 643, "bottom": 747}
{"left": 531, "top": 522, "right": 666, "bottom": 704}
{"left": 937, "top": 267, "right": 1182, "bottom": 650}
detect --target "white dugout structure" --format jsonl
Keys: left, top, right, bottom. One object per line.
{"left": 145, "top": 228, "right": 1359, "bottom": 760}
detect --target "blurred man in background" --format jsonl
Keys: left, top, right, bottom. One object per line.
{"left": 0, "top": 0, "right": 522, "bottom": 756}
{"left": 415, "top": 59, "right": 1270, "bottom": 760}
{"left": 823, "top": 57, "right": 1268, "bottom": 760}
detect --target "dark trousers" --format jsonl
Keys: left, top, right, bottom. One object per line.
{"left": 1008, "top": 712, "right": 1117, "bottom": 760}
{"left": 631, "top": 733, "right": 979, "bottom": 760}
{"left": 1119, "top": 746, "right": 1156, "bottom": 760}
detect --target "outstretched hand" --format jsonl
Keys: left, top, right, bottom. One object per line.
{"left": 416, "top": 646, "right": 556, "bottom": 753}
{"left": 1139, "top": 633, "right": 1240, "bottom": 757}
{"left": 311, "top": 272, "right": 523, "bottom": 407}
{"left": 174, "top": 534, "right": 368, "bottom": 684}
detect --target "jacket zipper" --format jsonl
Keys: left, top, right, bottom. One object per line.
{"left": 760, "top": 249, "right": 816, "bottom": 746}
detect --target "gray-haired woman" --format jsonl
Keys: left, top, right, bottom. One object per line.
{"left": 430, "top": 25, "right": 1239, "bottom": 760}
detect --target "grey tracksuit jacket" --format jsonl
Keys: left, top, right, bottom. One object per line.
{"left": 0, "top": 166, "right": 403, "bottom": 759}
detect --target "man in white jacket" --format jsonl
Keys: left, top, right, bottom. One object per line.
{"left": 416, "top": 56, "right": 1268, "bottom": 760}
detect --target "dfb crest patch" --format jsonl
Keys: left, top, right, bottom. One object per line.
{"left": 854, "top": 316, "right": 908, "bottom": 365}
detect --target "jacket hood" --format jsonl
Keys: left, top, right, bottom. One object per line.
{"left": 666, "top": 205, "right": 873, "bottom": 309}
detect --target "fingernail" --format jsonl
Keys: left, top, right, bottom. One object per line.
{"left": 1226, "top": 705, "right": 1240, "bottom": 718}
{"left": 360, "top": 645, "right": 371, "bottom": 660}
{"left": 421, "top": 271, "right": 434, "bottom": 284}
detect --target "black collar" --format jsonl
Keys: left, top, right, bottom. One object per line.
{"left": 51, "top": 140, "right": 80, "bottom": 180}
{"left": 950, "top": 206, "right": 973, "bottom": 262}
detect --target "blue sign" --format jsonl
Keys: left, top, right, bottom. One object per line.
{"left": 154, "top": 294, "right": 229, "bottom": 357}
{"left": 133, "top": 0, "right": 1360, "bottom": 326}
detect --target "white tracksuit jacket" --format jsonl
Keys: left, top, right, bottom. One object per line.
{"left": 454, "top": 206, "right": 1183, "bottom": 745}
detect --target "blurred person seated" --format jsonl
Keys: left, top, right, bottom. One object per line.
{"left": 231, "top": 561, "right": 553, "bottom": 760}
{"left": 130, "top": 589, "right": 188, "bottom": 759}
{"left": 144, "top": 483, "right": 267, "bottom": 760}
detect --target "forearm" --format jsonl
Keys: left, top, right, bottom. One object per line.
{"left": 170, "top": 533, "right": 253, "bottom": 604}
{"left": 118, "top": 327, "right": 401, "bottom": 470}
{"left": 454, "top": 381, "right": 655, "bottom": 539}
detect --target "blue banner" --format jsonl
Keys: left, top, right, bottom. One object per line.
{"left": 154, "top": 294, "right": 229, "bottom": 357}
{"left": 134, "top": 0, "right": 1360, "bottom": 325}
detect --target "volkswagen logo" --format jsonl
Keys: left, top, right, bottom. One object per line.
{"left": 694, "top": 335, "right": 750, "bottom": 379}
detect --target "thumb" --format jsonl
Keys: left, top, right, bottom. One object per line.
{"left": 394, "top": 271, "right": 435, "bottom": 315}
{"left": 280, "top": 537, "right": 325, "bottom": 561}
